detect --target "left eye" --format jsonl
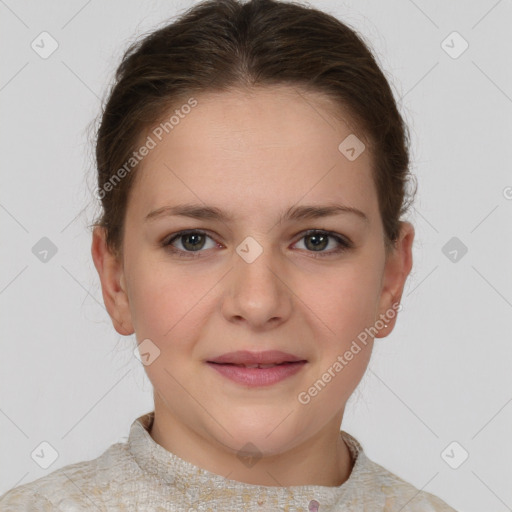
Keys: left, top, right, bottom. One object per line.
{"left": 294, "top": 230, "right": 351, "bottom": 255}
{"left": 163, "top": 229, "right": 352, "bottom": 258}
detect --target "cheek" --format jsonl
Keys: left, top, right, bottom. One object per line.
{"left": 128, "top": 258, "right": 215, "bottom": 351}
{"left": 127, "top": 261, "right": 187, "bottom": 338}
{"left": 301, "top": 258, "right": 383, "bottom": 336}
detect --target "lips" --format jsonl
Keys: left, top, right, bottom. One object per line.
{"left": 213, "top": 362, "right": 297, "bottom": 371}
{"left": 231, "top": 363, "right": 286, "bottom": 369}
{"left": 207, "top": 350, "right": 306, "bottom": 366}
{"left": 206, "top": 350, "right": 307, "bottom": 387}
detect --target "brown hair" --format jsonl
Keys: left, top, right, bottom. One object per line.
{"left": 92, "top": 0, "right": 416, "bottom": 258}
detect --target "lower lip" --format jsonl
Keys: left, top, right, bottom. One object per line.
{"left": 206, "top": 361, "right": 306, "bottom": 387}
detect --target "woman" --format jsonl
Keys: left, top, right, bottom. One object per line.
{"left": 0, "top": 0, "right": 457, "bottom": 509}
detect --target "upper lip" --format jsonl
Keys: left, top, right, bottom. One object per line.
{"left": 207, "top": 350, "right": 306, "bottom": 365}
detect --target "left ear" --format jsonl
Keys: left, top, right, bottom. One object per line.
{"left": 374, "top": 221, "right": 415, "bottom": 338}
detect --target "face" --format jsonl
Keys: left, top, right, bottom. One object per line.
{"left": 92, "top": 85, "right": 414, "bottom": 460}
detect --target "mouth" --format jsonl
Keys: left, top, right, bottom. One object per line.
{"left": 206, "top": 351, "right": 307, "bottom": 387}
{"left": 207, "top": 350, "right": 306, "bottom": 366}
{"left": 208, "top": 361, "right": 301, "bottom": 368}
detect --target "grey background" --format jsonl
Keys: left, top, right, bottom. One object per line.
{"left": 1, "top": 1, "right": 511, "bottom": 510}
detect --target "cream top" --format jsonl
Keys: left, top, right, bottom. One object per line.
{"left": 0, "top": 411, "right": 457, "bottom": 511}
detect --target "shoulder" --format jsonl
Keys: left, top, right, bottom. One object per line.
{"left": 0, "top": 441, "right": 136, "bottom": 510}
{"left": 341, "top": 431, "right": 458, "bottom": 511}
{"left": 356, "top": 453, "right": 458, "bottom": 511}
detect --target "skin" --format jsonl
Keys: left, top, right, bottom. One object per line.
{"left": 91, "top": 85, "right": 414, "bottom": 487}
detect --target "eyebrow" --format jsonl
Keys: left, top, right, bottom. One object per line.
{"left": 145, "top": 202, "right": 369, "bottom": 224}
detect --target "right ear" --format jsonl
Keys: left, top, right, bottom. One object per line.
{"left": 91, "top": 226, "right": 134, "bottom": 336}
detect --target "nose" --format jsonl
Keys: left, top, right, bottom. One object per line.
{"left": 221, "top": 240, "right": 293, "bottom": 330}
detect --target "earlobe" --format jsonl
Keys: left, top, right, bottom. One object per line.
{"left": 91, "top": 227, "right": 135, "bottom": 336}
{"left": 374, "top": 221, "right": 415, "bottom": 339}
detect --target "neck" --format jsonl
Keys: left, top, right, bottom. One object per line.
{"left": 149, "top": 398, "right": 354, "bottom": 487}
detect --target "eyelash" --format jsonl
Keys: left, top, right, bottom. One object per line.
{"left": 162, "top": 229, "right": 353, "bottom": 259}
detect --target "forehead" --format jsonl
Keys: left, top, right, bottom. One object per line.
{"left": 130, "top": 86, "right": 377, "bottom": 221}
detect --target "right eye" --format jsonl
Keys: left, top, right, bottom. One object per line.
{"left": 162, "top": 229, "right": 220, "bottom": 258}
